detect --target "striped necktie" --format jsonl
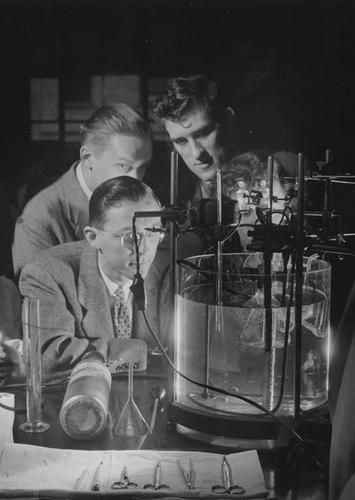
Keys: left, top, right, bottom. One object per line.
{"left": 112, "top": 285, "right": 132, "bottom": 338}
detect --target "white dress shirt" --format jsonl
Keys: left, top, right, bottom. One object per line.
{"left": 97, "top": 257, "right": 133, "bottom": 326}
{"left": 76, "top": 162, "right": 92, "bottom": 200}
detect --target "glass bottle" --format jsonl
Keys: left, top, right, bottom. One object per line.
{"left": 59, "top": 352, "right": 111, "bottom": 440}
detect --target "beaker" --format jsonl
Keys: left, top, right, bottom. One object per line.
{"left": 175, "top": 253, "right": 331, "bottom": 417}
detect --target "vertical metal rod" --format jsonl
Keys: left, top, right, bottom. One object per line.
{"left": 267, "top": 155, "right": 274, "bottom": 223}
{"left": 294, "top": 152, "right": 305, "bottom": 418}
{"left": 263, "top": 156, "right": 274, "bottom": 409}
{"left": 264, "top": 156, "right": 274, "bottom": 352}
{"left": 214, "top": 168, "right": 230, "bottom": 392}
{"left": 202, "top": 306, "right": 212, "bottom": 399}
{"left": 216, "top": 168, "right": 223, "bottom": 312}
{"left": 203, "top": 168, "right": 223, "bottom": 398}
{"left": 264, "top": 260, "right": 273, "bottom": 353}
{"left": 169, "top": 151, "right": 178, "bottom": 402}
{"left": 323, "top": 178, "right": 331, "bottom": 241}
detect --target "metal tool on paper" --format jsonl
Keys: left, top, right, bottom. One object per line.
{"left": 91, "top": 460, "right": 104, "bottom": 492}
{"left": 211, "top": 456, "right": 246, "bottom": 495}
{"left": 74, "top": 466, "right": 89, "bottom": 490}
{"left": 177, "top": 458, "right": 196, "bottom": 490}
{"left": 111, "top": 465, "right": 138, "bottom": 490}
{"left": 143, "top": 460, "right": 171, "bottom": 491}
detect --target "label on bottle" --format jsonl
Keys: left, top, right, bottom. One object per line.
{"left": 69, "top": 360, "right": 111, "bottom": 386}
{"left": 59, "top": 359, "right": 111, "bottom": 440}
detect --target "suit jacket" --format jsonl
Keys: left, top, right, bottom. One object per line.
{"left": 0, "top": 275, "right": 22, "bottom": 339}
{"left": 19, "top": 241, "right": 169, "bottom": 376}
{"left": 12, "top": 162, "right": 89, "bottom": 279}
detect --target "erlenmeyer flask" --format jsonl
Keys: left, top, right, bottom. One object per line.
{"left": 113, "top": 362, "right": 150, "bottom": 437}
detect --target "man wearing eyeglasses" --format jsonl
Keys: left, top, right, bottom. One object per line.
{"left": 19, "top": 176, "right": 166, "bottom": 376}
{"left": 12, "top": 103, "right": 153, "bottom": 279}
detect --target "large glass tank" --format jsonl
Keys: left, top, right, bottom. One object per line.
{"left": 175, "top": 253, "right": 330, "bottom": 419}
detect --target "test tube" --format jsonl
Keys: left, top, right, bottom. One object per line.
{"left": 19, "top": 297, "right": 49, "bottom": 433}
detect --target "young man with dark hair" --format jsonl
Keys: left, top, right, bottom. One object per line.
{"left": 13, "top": 103, "right": 153, "bottom": 278}
{"left": 154, "top": 76, "right": 287, "bottom": 253}
{"left": 19, "top": 176, "right": 166, "bottom": 376}
{"left": 153, "top": 75, "right": 237, "bottom": 200}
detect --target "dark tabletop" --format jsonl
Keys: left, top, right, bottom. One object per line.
{"left": 1, "top": 357, "right": 329, "bottom": 500}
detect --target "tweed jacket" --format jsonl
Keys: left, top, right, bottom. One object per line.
{"left": 19, "top": 241, "right": 168, "bottom": 376}
{"left": 0, "top": 276, "right": 22, "bottom": 339}
{"left": 12, "top": 162, "right": 89, "bottom": 279}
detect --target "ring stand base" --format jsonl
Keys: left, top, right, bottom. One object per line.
{"left": 169, "top": 401, "right": 329, "bottom": 450}
{"left": 19, "top": 421, "right": 50, "bottom": 433}
{"left": 176, "top": 423, "right": 287, "bottom": 450}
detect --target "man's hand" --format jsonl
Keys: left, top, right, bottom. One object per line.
{"left": 0, "top": 331, "right": 23, "bottom": 365}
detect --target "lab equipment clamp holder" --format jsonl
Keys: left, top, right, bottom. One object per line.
{"left": 165, "top": 152, "right": 331, "bottom": 448}
{"left": 133, "top": 151, "right": 334, "bottom": 448}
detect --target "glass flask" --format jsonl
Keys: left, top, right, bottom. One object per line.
{"left": 113, "top": 362, "right": 150, "bottom": 437}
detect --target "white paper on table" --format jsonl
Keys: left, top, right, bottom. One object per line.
{"left": 0, "top": 443, "right": 268, "bottom": 498}
{"left": 0, "top": 393, "right": 14, "bottom": 444}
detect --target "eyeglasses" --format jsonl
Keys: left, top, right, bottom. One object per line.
{"left": 100, "top": 228, "right": 165, "bottom": 249}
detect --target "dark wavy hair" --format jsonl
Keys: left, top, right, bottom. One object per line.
{"left": 222, "top": 152, "right": 267, "bottom": 194}
{"left": 153, "top": 75, "right": 228, "bottom": 122}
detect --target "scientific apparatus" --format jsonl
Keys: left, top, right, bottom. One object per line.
{"left": 132, "top": 151, "right": 348, "bottom": 447}
{"left": 166, "top": 153, "right": 332, "bottom": 447}
{"left": 172, "top": 251, "right": 330, "bottom": 444}
{"left": 59, "top": 351, "right": 111, "bottom": 440}
{"left": 113, "top": 361, "right": 150, "bottom": 437}
{"left": 19, "top": 297, "right": 50, "bottom": 433}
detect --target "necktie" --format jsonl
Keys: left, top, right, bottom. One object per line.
{"left": 112, "top": 286, "right": 132, "bottom": 338}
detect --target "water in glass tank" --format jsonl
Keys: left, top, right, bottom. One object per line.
{"left": 175, "top": 253, "right": 330, "bottom": 416}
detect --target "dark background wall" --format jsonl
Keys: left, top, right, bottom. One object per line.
{"left": 0, "top": 0, "right": 354, "bottom": 197}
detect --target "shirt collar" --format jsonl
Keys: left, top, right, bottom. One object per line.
{"left": 76, "top": 162, "right": 93, "bottom": 200}
{"left": 97, "top": 254, "right": 132, "bottom": 301}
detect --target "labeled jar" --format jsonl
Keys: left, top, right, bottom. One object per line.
{"left": 59, "top": 352, "right": 111, "bottom": 440}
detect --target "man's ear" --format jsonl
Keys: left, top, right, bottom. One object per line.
{"left": 84, "top": 226, "right": 100, "bottom": 249}
{"left": 80, "top": 146, "right": 93, "bottom": 169}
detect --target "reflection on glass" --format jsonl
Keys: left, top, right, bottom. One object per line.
{"left": 176, "top": 253, "right": 331, "bottom": 416}
{"left": 19, "top": 297, "right": 49, "bottom": 433}
{"left": 113, "top": 362, "right": 150, "bottom": 437}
